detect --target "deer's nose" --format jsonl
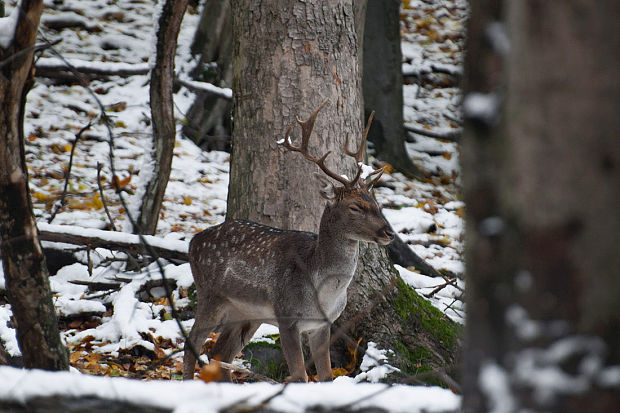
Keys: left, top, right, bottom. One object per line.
{"left": 383, "top": 227, "right": 395, "bottom": 241}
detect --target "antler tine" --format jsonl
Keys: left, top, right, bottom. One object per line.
{"left": 279, "top": 99, "right": 351, "bottom": 187}
{"left": 296, "top": 99, "right": 328, "bottom": 153}
{"left": 343, "top": 111, "right": 375, "bottom": 163}
{"left": 360, "top": 165, "right": 387, "bottom": 190}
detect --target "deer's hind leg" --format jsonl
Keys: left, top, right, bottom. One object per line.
{"left": 182, "top": 294, "right": 228, "bottom": 380}
{"left": 210, "top": 319, "right": 260, "bottom": 382}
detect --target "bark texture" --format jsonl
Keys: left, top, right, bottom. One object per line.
{"left": 363, "top": 0, "right": 422, "bottom": 178}
{"left": 227, "top": 0, "right": 460, "bottom": 383}
{"left": 0, "top": 0, "right": 69, "bottom": 371}
{"left": 462, "top": 1, "right": 620, "bottom": 411}
{"left": 228, "top": 0, "right": 362, "bottom": 231}
{"left": 136, "top": 0, "right": 188, "bottom": 234}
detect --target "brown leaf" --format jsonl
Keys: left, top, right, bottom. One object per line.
{"left": 198, "top": 360, "right": 222, "bottom": 383}
{"left": 154, "top": 345, "right": 167, "bottom": 360}
{"left": 69, "top": 351, "right": 82, "bottom": 363}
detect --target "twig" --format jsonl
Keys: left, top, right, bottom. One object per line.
{"left": 0, "top": 38, "right": 61, "bottom": 71}
{"left": 96, "top": 162, "right": 117, "bottom": 231}
{"left": 47, "top": 121, "right": 92, "bottom": 223}
{"left": 423, "top": 278, "right": 458, "bottom": 299}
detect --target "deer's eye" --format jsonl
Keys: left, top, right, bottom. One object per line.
{"left": 349, "top": 205, "right": 363, "bottom": 214}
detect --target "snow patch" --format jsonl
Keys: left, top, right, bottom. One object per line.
{"left": 355, "top": 342, "right": 400, "bottom": 383}
{"left": 0, "top": 0, "right": 20, "bottom": 49}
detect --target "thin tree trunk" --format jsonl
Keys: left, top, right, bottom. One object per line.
{"left": 462, "top": 1, "right": 620, "bottom": 411}
{"left": 135, "top": 0, "right": 188, "bottom": 235}
{"left": 227, "top": 0, "right": 460, "bottom": 382}
{"left": 182, "top": 0, "right": 233, "bottom": 151}
{"left": 0, "top": 0, "right": 69, "bottom": 371}
{"left": 363, "top": 0, "right": 423, "bottom": 179}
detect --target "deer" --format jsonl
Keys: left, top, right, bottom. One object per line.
{"left": 183, "top": 100, "right": 395, "bottom": 382}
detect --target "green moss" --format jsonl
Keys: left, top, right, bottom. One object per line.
{"left": 394, "top": 343, "right": 447, "bottom": 387}
{"left": 392, "top": 277, "right": 461, "bottom": 349}
{"left": 389, "top": 277, "right": 462, "bottom": 387}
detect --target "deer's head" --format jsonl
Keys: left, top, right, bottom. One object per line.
{"left": 279, "top": 100, "right": 395, "bottom": 245}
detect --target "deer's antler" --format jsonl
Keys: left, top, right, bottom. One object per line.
{"left": 279, "top": 100, "right": 385, "bottom": 190}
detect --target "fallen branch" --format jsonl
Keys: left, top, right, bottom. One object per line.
{"left": 402, "top": 62, "right": 462, "bottom": 79}
{"left": 175, "top": 78, "right": 232, "bottom": 100}
{"left": 37, "top": 223, "right": 189, "bottom": 262}
{"left": 404, "top": 124, "right": 461, "bottom": 142}
{"left": 35, "top": 57, "right": 150, "bottom": 77}
{"left": 34, "top": 58, "right": 233, "bottom": 100}
{"left": 68, "top": 280, "right": 122, "bottom": 292}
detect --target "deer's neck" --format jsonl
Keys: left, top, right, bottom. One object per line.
{"left": 313, "top": 208, "right": 359, "bottom": 282}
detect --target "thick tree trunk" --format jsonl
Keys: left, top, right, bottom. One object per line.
{"left": 363, "top": 0, "right": 422, "bottom": 179}
{"left": 135, "top": 0, "right": 188, "bottom": 235}
{"left": 0, "top": 0, "right": 69, "bottom": 371}
{"left": 462, "top": 1, "right": 620, "bottom": 411}
{"left": 228, "top": 0, "right": 363, "bottom": 231}
{"left": 227, "top": 0, "right": 460, "bottom": 383}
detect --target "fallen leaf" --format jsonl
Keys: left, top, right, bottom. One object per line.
{"left": 198, "top": 360, "right": 222, "bottom": 383}
{"left": 69, "top": 351, "right": 82, "bottom": 363}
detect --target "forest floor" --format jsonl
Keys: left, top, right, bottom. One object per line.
{"left": 0, "top": 0, "right": 468, "bottom": 411}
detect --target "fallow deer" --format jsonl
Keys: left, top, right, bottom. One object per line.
{"left": 183, "top": 100, "right": 395, "bottom": 382}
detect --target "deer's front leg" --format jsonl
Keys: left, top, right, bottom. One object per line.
{"left": 279, "top": 321, "right": 308, "bottom": 382}
{"left": 308, "top": 324, "right": 333, "bottom": 381}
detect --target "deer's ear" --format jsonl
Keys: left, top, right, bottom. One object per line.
{"left": 315, "top": 173, "right": 337, "bottom": 200}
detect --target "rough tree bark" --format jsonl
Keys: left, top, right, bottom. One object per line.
{"left": 462, "top": 1, "right": 620, "bottom": 411}
{"left": 227, "top": 0, "right": 459, "bottom": 383}
{"left": 134, "top": 0, "right": 189, "bottom": 235}
{"left": 0, "top": 0, "right": 69, "bottom": 370}
{"left": 182, "top": 0, "right": 233, "bottom": 151}
{"left": 363, "top": 0, "right": 422, "bottom": 179}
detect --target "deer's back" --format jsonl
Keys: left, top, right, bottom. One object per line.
{"left": 189, "top": 219, "right": 317, "bottom": 297}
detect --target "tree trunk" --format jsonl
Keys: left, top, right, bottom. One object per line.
{"left": 0, "top": 0, "right": 69, "bottom": 371}
{"left": 363, "top": 0, "right": 423, "bottom": 179}
{"left": 462, "top": 1, "right": 620, "bottom": 411}
{"left": 134, "top": 0, "right": 189, "bottom": 235}
{"left": 182, "top": 0, "right": 233, "bottom": 151}
{"left": 227, "top": 0, "right": 460, "bottom": 383}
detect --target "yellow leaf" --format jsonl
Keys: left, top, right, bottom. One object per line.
{"left": 32, "top": 192, "right": 49, "bottom": 201}
{"left": 182, "top": 196, "right": 192, "bottom": 206}
{"left": 332, "top": 367, "right": 349, "bottom": 378}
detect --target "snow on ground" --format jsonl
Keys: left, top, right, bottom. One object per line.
{"left": 0, "top": 0, "right": 467, "bottom": 409}
{"left": 0, "top": 366, "right": 460, "bottom": 413}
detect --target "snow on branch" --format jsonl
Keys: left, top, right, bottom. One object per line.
{"left": 37, "top": 223, "right": 189, "bottom": 262}
{"left": 35, "top": 57, "right": 151, "bottom": 76}
{"left": 175, "top": 78, "right": 232, "bottom": 100}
